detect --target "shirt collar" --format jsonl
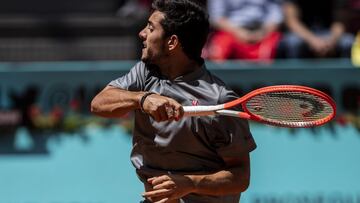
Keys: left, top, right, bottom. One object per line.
{"left": 172, "top": 63, "right": 206, "bottom": 82}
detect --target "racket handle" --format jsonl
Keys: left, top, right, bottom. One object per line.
{"left": 183, "top": 105, "right": 223, "bottom": 117}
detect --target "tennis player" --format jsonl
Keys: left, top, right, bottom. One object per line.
{"left": 91, "top": 0, "right": 256, "bottom": 202}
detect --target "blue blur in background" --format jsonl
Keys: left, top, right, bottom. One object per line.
{"left": 1, "top": 124, "right": 359, "bottom": 203}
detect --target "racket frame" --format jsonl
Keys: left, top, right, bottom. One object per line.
{"left": 183, "top": 85, "right": 336, "bottom": 128}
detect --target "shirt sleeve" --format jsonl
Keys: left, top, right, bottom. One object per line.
{"left": 108, "top": 62, "right": 147, "bottom": 91}
{"left": 208, "top": 87, "right": 257, "bottom": 159}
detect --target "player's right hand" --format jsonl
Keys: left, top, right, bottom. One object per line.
{"left": 141, "top": 93, "right": 184, "bottom": 122}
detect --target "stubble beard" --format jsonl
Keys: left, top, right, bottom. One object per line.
{"left": 141, "top": 51, "right": 154, "bottom": 66}
{"left": 141, "top": 44, "right": 168, "bottom": 67}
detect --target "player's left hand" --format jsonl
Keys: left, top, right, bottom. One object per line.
{"left": 142, "top": 174, "right": 195, "bottom": 203}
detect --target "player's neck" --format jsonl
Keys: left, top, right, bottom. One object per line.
{"left": 159, "top": 54, "right": 201, "bottom": 80}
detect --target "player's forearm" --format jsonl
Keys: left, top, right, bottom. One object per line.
{"left": 91, "top": 86, "right": 144, "bottom": 118}
{"left": 186, "top": 166, "right": 250, "bottom": 196}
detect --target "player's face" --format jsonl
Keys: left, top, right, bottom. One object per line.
{"left": 139, "top": 11, "right": 169, "bottom": 65}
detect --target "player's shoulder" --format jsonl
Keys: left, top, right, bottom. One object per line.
{"left": 202, "top": 65, "right": 238, "bottom": 102}
{"left": 133, "top": 61, "right": 146, "bottom": 70}
{"left": 202, "top": 66, "right": 228, "bottom": 88}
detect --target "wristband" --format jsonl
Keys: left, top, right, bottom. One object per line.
{"left": 139, "top": 92, "right": 156, "bottom": 113}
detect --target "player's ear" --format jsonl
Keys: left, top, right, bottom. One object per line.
{"left": 168, "top": 35, "right": 180, "bottom": 51}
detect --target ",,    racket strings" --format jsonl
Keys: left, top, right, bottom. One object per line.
{"left": 245, "top": 91, "right": 334, "bottom": 127}
{"left": 183, "top": 85, "right": 336, "bottom": 128}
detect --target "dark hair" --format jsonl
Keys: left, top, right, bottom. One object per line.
{"left": 152, "top": 0, "right": 209, "bottom": 63}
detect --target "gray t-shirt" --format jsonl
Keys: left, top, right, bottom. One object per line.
{"left": 109, "top": 61, "right": 256, "bottom": 203}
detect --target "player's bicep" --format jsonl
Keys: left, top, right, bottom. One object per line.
{"left": 225, "top": 153, "right": 251, "bottom": 191}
